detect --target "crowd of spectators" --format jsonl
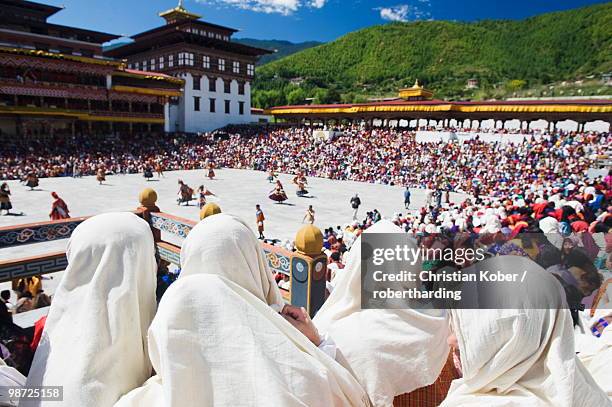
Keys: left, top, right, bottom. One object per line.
{"left": 316, "top": 176, "right": 611, "bottom": 316}
{"left": 1, "top": 127, "right": 609, "bottom": 199}
{"left": 0, "top": 133, "right": 213, "bottom": 180}
{"left": 212, "top": 127, "right": 609, "bottom": 197}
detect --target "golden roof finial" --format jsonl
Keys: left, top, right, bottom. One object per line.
{"left": 398, "top": 79, "right": 433, "bottom": 100}
{"left": 159, "top": 0, "right": 201, "bottom": 21}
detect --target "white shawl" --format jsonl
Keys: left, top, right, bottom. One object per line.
{"left": 576, "top": 281, "right": 612, "bottom": 399}
{"left": 179, "top": 213, "right": 284, "bottom": 308}
{"left": 115, "top": 214, "right": 369, "bottom": 407}
{"left": 441, "top": 256, "right": 610, "bottom": 407}
{"left": 314, "top": 220, "right": 450, "bottom": 407}
{"left": 24, "top": 212, "right": 157, "bottom": 407}
{"left": 0, "top": 358, "right": 25, "bottom": 406}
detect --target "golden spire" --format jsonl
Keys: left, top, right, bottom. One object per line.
{"left": 159, "top": 0, "right": 201, "bottom": 23}
{"left": 398, "top": 79, "right": 433, "bottom": 100}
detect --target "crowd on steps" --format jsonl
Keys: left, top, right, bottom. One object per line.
{"left": 1, "top": 127, "right": 609, "bottom": 198}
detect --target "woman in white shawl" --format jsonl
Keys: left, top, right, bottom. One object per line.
{"left": 178, "top": 213, "right": 283, "bottom": 307}
{"left": 576, "top": 280, "right": 612, "bottom": 399}
{"left": 442, "top": 256, "right": 610, "bottom": 407}
{"left": 115, "top": 213, "right": 369, "bottom": 407}
{"left": 314, "top": 220, "right": 451, "bottom": 407}
{"left": 539, "top": 215, "right": 563, "bottom": 249}
{"left": 24, "top": 212, "right": 158, "bottom": 407}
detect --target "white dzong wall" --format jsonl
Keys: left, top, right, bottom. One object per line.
{"left": 170, "top": 73, "right": 252, "bottom": 133}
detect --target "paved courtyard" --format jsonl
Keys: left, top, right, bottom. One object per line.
{"left": 0, "top": 168, "right": 469, "bottom": 257}
{"left": 0, "top": 168, "right": 468, "bottom": 311}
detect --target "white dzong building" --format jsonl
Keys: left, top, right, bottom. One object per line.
{"left": 105, "top": 0, "right": 271, "bottom": 132}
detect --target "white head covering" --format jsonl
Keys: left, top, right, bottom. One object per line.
{"left": 482, "top": 215, "right": 502, "bottom": 234}
{"left": 115, "top": 216, "right": 369, "bottom": 407}
{"left": 314, "top": 220, "right": 450, "bottom": 407}
{"left": 425, "top": 223, "right": 437, "bottom": 234}
{"left": 456, "top": 216, "right": 467, "bottom": 231}
{"left": 538, "top": 216, "right": 564, "bottom": 248}
{"left": 24, "top": 212, "right": 157, "bottom": 407}
{"left": 179, "top": 213, "right": 283, "bottom": 308}
{"left": 441, "top": 256, "right": 610, "bottom": 407}
{"left": 539, "top": 216, "right": 559, "bottom": 234}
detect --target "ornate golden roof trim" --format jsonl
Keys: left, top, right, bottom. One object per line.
{"left": 266, "top": 103, "right": 612, "bottom": 115}
{"left": 0, "top": 106, "right": 164, "bottom": 124}
{"left": 112, "top": 85, "right": 182, "bottom": 97}
{"left": 113, "top": 71, "right": 184, "bottom": 85}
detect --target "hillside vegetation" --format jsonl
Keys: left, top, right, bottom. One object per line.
{"left": 252, "top": 3, "right": 612, "bottom": 108}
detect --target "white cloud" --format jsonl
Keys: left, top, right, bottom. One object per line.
{"left": 199, "top": 0, "right": 326, "bottom": 15}
{"left": 308, "top": 0, "right": 326, "bottom": 8}
{"left": 377, "top": 3, "right": 432, "bottom": 22}
{"left": 378, "top": 4, "right": 410, "bottom": 22}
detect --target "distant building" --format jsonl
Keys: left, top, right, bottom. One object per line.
{"left": 603, "top": 73, "right": 612, "bottom": 85}
{"left": 398, "top": 80, "right": 434, "bottom": 101}
{"left": 289, "top": 77, "right": 305, "bottom": 86}
{"left": 267, "top": 83, "right": 612, "bottom": 133}
{"left": 0, "top": 0, "right": 181, "bottom": 137}
{"left": 105, "top": 1, "right": 272, "bottom": 133}
{"left": 466, "top": 78, "right": 479, "bottom": 89}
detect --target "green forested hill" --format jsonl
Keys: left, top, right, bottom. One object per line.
{"left": 252, "top": 3, "right": 612, "bottom": 108}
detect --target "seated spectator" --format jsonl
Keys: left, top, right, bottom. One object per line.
{"left": 115, "top": 214, "right": 368, "bottom": 406}
{"left": 442, "top": 256, "right": 609, "bottom": 406}
{"left": 31, "top": 290, "right": 51, "bottom": 309}
{"left": 13, "top": 292, "right": 32, "bottom": 314}
{"left": 25, "top": 212, "right": 158, "bottom": 406}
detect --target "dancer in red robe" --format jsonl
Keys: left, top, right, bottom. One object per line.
{"left": 49, "top": 192, "right": 70, "bottom": 220}
{"left": 269, "top": 180, "right": 288, "bottom": 203}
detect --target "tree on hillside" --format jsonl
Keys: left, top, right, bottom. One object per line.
{"left": 252, "top": 89, "right": 287, "bottom": 108}
{"left": 506, "top": 79, "right": 527, "bottom": 91}
{"left": 287, "top": 88, "right": 307, "bottom": 105}
{"left": 313, "top": 88, "right": 341, "bottom": 104}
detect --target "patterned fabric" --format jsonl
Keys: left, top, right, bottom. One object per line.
{"left": 0, "top": 53, "right": 114, "bottom": 75}
{"left": 495, "top": 241, "right": 530, "bottom": 257}
{"left": 393, "top": 355, "right": 459, "bottom": 407}
{"left": 590, "top": 278, "right": 611, "bottom": 318}
{"left": 150, "top": 214, "right": 193, "bottom": 239}
{"left": 263, "top": 249, "right": 291, "bottom": 276}
{"left": 109, "top": 91, "right": 160, "bottom": 103}
{"left": 0, "top": 84, "right": 107, "bottom": 100}
{"left": 0, "top": 221, "right": 81, "bottom": 248}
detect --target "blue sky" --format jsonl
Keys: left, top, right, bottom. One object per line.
{"left": 43, "top": 0, "right": 608, "bottom": 43}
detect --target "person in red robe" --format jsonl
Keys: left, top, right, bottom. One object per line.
{"left": 49, "top": 192, "right": 70, "bottom": 220}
